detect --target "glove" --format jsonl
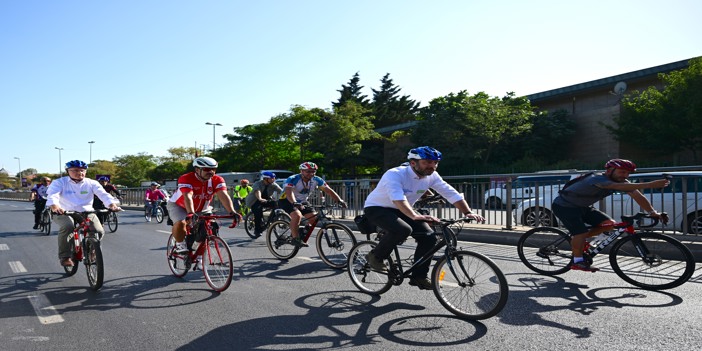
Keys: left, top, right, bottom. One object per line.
{"left": 186, "top": 213, "right": 199, "bottom": 224}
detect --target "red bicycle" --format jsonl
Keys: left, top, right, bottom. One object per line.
{"left": 166, "top": 210, "right": 240, "bottom": 292}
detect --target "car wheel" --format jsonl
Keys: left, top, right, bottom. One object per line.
{"left": 685, "top": 211, "right": 702, "bottom": 234}
{"left": 485, "top": 197, "right": 503, "bottom": 209}
{"left": 521, "top": 207, "right": 557, "bottom": 227}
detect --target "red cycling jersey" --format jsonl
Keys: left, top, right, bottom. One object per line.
{"left": 168, "top": 172, "right": 227, "bottom": 212}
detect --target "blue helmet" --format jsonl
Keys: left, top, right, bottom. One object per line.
{"left": 407, "top": 146, "right": 442, "bottom": 161}
{"left": 261, "top": 171, "right": 276, "bottom": 179}
{"left": 65, "top": 160, "right": 88, "bottom": 169}
{"left": 97, "top": 176, "right": 109, "bottom": 182}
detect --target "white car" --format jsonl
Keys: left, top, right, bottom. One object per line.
{"left": 513, "top": 171, "right": 702, "bottom": 234}
{"left": 484, "top": 174, "right": 573, "bottom": 209}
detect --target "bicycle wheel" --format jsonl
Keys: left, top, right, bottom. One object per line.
{"left": 347, "top": 241, "right": 392, "bottom": 295}
{"left": 166, "top": 234, "right": 189, "bottom": 277}
{"left": 106, "top": 212, "right": 118, "bottom": 233}
{"left": 202, "top": 236, "right": 234, "bottom": 292}
{"left": 265, "top": 220, "right": 299, "bottom": 260}
{"left": 84, "top": 237, "right": 104, "bottom": 291}
{"left": 432, "top": 250, "right": 509, "bottom": 320}
{"left": 144, "top": 206, "right": 151, "bottom": 221}
{"left": 609, "top": 232, "right": 695, "bottom": 290}
{"left": 244, "top": 212, "right": 257, "bottom": 238}
{"left": 41, "top": 210, "right": 51, "bottom": 235}
{"left": 316, "top": 222, "right": 357, "bottom": 269}
{"left": 155, "top": 207, "right": 164, "bottom": 223}
{"left": 517, "top": 227, "right": 572, "bottom": 275}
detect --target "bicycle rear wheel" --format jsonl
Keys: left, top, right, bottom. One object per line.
{"left": 244, "top": 212, "right": 257, "bottom": 238}
{"left": 517, "top": 227, "right": 572, "bottom": 275}
{"left": 166, "top": 234, "right": 189, "bottom": 277}
{"left": 41, "top": 210, "right": 52, "bottom": 235}
{"left": 347, "top": 241, "right": 392, "bottom": 295}
{"left": 432, "top": 250, "right": 508, "bottom": 320}
{"left": 265, "top": 220, "right": 299, "bottom": 260}
{"left": 156, "top": 207, "right": 164, "bottom": 223}
{"left": 84, "top": 237, "right": 104, "bottom": 291}
{"left": 202, "top": 236, "right": 234, "bottom": 292}
{"left": 106, "top": 212, "right": 118, "bottom": 233}
{"left": 316, "top": 223, "right": 356, "bottom": 269}
{"left": 609, "top": 232, "right": 695, "bottom": 290}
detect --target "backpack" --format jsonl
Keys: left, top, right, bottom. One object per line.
{"left": 558, "top": 172, "right": 596, "bottom": 194}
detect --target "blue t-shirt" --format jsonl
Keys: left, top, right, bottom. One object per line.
{"left": 281, "top": 174, "right": 325, "bottom": 202}
{"left": 554, "top": 173, "right": 628, "bottom": 207}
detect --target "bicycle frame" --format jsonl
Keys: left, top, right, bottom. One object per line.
{"left": 298, "top": 204, "right": 339, "bottom": 242}
{"left": 181, "top": 213, "right": 239, "bottom": 267}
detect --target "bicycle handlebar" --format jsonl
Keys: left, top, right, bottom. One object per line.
{"left": 193, "top": 212, "right": 241, "bottom": 228}
{"left": 618, "top": 212, "right": 667, "bottom": 228}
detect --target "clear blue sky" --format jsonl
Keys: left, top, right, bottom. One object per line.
{"left": 1, "top": 0, "right": 700, "bottom": 175}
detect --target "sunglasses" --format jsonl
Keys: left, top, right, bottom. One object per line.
{"left": 200, "top": 167, "right": 216, "bottom": 172}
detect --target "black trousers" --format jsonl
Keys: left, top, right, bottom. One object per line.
{"left": 363, "top": 206, "right": 436, "bottom": 279}
{"left": 33, "top": 200, "right": 46, "bottom": 225}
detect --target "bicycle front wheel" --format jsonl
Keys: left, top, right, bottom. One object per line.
{"left": 106, "top": 212, "right": 118, "bottom": 233}
{"left": 347, "top": 241, "right": 392, "bottom": 295}
{"left": 316, "top": 223, "right": 356, "bottom": 269}
{"left": 202, "top": 236, "right": 234, "bottom": 292}
{"left": 432, "top": 250, "right": 508, "bottom": 320}
{"left": 265, "top": 220, "right": 299, "bottom": 260}
{"left": 244, "top": 213, "right": 257, "bottom": 238}
{"left": 155, "top": 207, "right": 164, "bottom": 224}
{"left": 609, "top": 232, "right": 695, "bottom": 290}
{"left": 517, "top": 227, "right": 572, "bottom": 275}
{"left": 166, "top": 234, "right": 189, "bottom": 277}
{"left": 84, "top": 237, "right": 104, "bottom": 291}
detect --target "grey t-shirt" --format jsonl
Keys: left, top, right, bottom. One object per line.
{"left": 245, "top": 180, "right": 283, "bottom": 208}
{"left": 554, "top": 173, "right": 629, "bottom": 207}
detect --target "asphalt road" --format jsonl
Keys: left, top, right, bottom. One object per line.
{"left": 1, "top": 200, "right": 701, "bottom": 350}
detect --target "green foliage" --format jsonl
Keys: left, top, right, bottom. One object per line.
{"left": 333, "top": 72, "right": 370, "bottom": 109}
{"left": 112, "top": 153, "right": 157, "bottom": 187}
{"left": 371, "top": 73, "right": 420, "bottom": 128}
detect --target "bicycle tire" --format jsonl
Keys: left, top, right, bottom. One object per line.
{"left": 202, "top": 236, "right": 234, "bottom": 292}
{"left": 42, "top": 210, "right": 52, "bottom": 235}
{"left": 106, "top": 212, "right": 118, "bottom": 233}
{"left": 316, "top": 222, "right": 356, "bottom": 269}
{"left": 609, "top": 232, "right": 695, "bottom": 290}
{"left": 166, "top": 234, "right": 189, "bottom": 277}
{"left": 156, "top": 207, "right": 164, "bottom": 224}
{"left": 347, "top": 241, "right": 392, "bottom": 295}
{"left": 517, "top": 226, "right": 572, "bottom": 275}
{"left": 432, "top": 250, "right": 508, "bottom": 320}
{"left": 85, "top": 237, "right": 104, "bottom": 291}
{"left": 244, "top": 212, "right": 257, "bottom": 238}
{"left": 265, "top": 220, "right": 299, "bottom": 260}
{"left": 144, "top": 206, "right": 150, "bottom": 221}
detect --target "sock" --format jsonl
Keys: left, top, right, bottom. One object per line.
{"left": 573, "top": 256, "right": 584, "bottom": 263}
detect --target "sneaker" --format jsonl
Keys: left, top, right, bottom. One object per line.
{"left": 366, "top": 253, "right": 388, "bottom": 273}
{"left": 174, "top": 242, "right": 189, "bottom": 254}
{"left": 293, "top": 237, "right": 309, "bottom": 248}
{"left": 409, "top": 277, "right": 433, "bottom": 290}
{"left": 60, "top": 257, "right": 74, "bottom": 267}
{"left": 570, "top": 261, "right": 599, "bottom": 272}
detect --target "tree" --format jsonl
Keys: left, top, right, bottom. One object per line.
{"left": 112, "top": 153, "right": 157, "bottom": 187}
{"left": 516, "top": 109, "right": 576, "bottom": 165}
{"left": 333, "top": 72, "right": 370, "bottom": 109}
{"left": 371, "top": 73, "right": 420, "bottom": 128}
{"left": 606, "top": 57, "right": 702, "bottom": 162}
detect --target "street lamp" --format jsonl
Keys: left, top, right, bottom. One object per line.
{"left": 55, "top": 147, "right": 64, "bottom": 176}
{"left": 13, "top": 156, "right": 21, "bottom": 189}
{"left": 88, "top": 141, "right": 95, "bottom": 164}
{"left": 205, "top": 122, "right": 222, "bottom": 152}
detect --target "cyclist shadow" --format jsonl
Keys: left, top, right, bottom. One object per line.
{"left": 176, "top": 290, "right": 487, "bottom": 350}
{"left": 500, "top": 273, "right": 684, "bottom": 338}
{"left": 234, "top": 258, "right": 346, "bottom": 281}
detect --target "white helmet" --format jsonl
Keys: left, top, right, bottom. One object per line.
{"left": 192, "top": 157, "right": 218, "bottom": 168}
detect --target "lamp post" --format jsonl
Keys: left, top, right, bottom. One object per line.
{"left": 88, "top": 141, "right": 95, "bottom": 164}
{"left": 55, "top": 147, "right": 64, "bottom": 176}
{"left": 205, "top": 122, "right": 222, "bottom": 152}
{"left": 13, "top": 156, "right": 21, "bottom": 189}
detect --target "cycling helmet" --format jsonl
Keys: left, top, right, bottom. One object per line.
{"left": 192, "top": 157, "right": 218, "bottom": 168}
{"left": 261, "top": 171, "right": 276, "bottom": 179}
{"left": 605, "top": 158, "right": 636, "bottom": 172}
{"left": 65, "top": 160, "right": 88, "bottom": 169}
{"left": 240, "top": 179, "right": 249, "bottom": 185}
{"left": 150, "top": 182, "right": 160, "bottom": 186}
{"left": 299, "top": 162, "right": 318, "bottom": 170}
{"left": 97, "top": 176, "right": 110, "bottom": 182}
{"left": 407, "top": 146, "right": 442, "bottom": 161}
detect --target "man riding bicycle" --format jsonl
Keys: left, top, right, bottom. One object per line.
{"left": 363, "top": 146, "right": 484, "bottom": 290}
{"left": 94, "top": 176, "right": 121, "bottom": 224}
{"left": 245, "top": 171, "right": 283, "bottom": 236}
{"left": 552, "top": 158, "right": 669, "bottom": 272}
{"left": 30, "top": 177, "right": 52, "bottom": 229}
{"left": 278, "top": 162, "right": 346, "bottom": 247}
{"left": 145, "top": 182, "right": 168, "bottom": 222}
{"left": 166, "top": 157, "right": 237, "bottom": 253}
{"left": 46, "top": 160, "right": 121, "bottom": 267}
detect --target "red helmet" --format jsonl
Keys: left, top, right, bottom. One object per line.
{"left": 605, "top": 159, "right": 636, "bottom": 172}
{"left": 299, "top": 162, "right": 318, "bottom": 171}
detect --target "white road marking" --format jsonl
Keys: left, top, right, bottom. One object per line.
{"left": 9, "top": 261, "right": 27, "bottom": 273}
{"left": 296, "top": 256, "right": 320, "bottom": 262}
{"left": 156, "top": 230, "right": 171, "bottom": 234}
{"left": 27, "top": 293, "right": 64, "bottom": 324}
{"left": 0, "top": 243, "right": 9, "bottom": 250}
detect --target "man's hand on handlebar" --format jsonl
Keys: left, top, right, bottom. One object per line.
{"left": 464, "top": 213, "right": 486, "bottom": 223}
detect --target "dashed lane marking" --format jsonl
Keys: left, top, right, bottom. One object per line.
{"left": 0, "top": 243, "right": 8, "bottom": 250}
{"left": 9, "top": 261, "right": 27, "bottom": 273}
{"left": 27, "top": 293, "right": 64, "bottom": 324}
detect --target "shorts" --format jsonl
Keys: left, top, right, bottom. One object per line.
{"left": 278, "top": 199, "right": 314, "bottom": 216}
{"left": 167, "top": 202, "right": 188, "bottom": 221}
{"left": 552, "top": 202, "right": 611, "bottom": 236}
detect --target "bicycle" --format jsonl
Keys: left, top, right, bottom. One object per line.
{"left": 166, "top": 209, "right": 240, "bottom": 292}
{"left": 103, "top": 210, "right": 119, "bottom": 233}
{"left": 39, "top": 206, "right": 52, "bottom": 235}
{"left": 517, "top": 212, "right": 696, "bottom": 290}
{"left": 145, "top": 200, "right": 165, "bottom": 223}
{"left": 347, "top": 217, "right": 509, "bottom": 320}
{"left": 60, "top": 209, "right": 114, "bottom": 291}
{"left": 266, "top": 203, "right": 356, "bottom": 269}
{"left": 244, "top": 200, "right": 291, "bottom": 239}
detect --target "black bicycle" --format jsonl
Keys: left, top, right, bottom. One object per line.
{"left": 517, "top": 212, "right": 695, "bottom": 290}
{"left": 243, "top": 200, "right": 291, "bottom": 239}
{"left": 348, "top": 217, "right": 509, "bottom": 320}
{"left": 39, "top": 206, "right": 52, "bottom": 235}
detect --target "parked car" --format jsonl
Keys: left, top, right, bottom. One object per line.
{"left": 483, "top": 173, "right": 574, "bottom": 209}
{"left": 513, "top": 171, "right": 702, "bottom": 234}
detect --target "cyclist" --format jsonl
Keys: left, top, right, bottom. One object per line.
{"left": 278, "top": 162, "right": 346, "bottom": 247}
{"left": 29, "top": 177, "right": 52, "bottom": 229}
{"left": 552, "top": 158, "right": 669, "bottom": 272}
{"left": 166, "top": 157, "right": 237, "bottom": 253}
{"left": 94, "top": 176, "right": 121, "bottom": 224}
{"left": 363, "top": 146, "right": 484, "bottom": 290}
{"left": 232, "top": 179, "right": 253, "bottom": 216}
{"left": 145, "top": 182, "right": 167, "bottom": 222}
{"left": 245, "top": 171, "right": 283, "bottom": 236}
{"left": 46, "top": 160, "right": 121, "bottom": 267}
